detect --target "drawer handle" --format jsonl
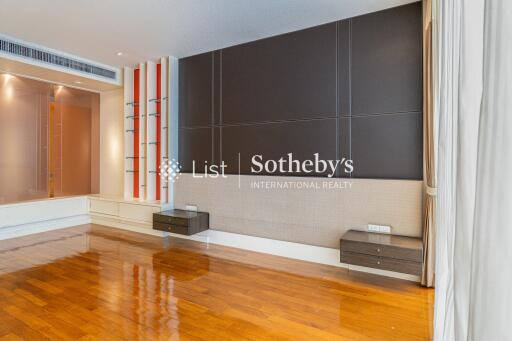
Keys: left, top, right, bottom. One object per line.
{"left": 377, "top": 261, "right": 381, "bottom": 265}
{"left": 377, "top": 248, "right": 381, "bottom": 252}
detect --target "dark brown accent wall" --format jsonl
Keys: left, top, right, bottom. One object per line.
{"left": 179, "top": 2, "right": 423, "bottom": 179}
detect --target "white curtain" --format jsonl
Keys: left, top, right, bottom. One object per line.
{"left": 434, "top": 0, "right": 512, "bottom": 340}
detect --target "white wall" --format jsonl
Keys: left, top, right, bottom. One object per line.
{"left": 99, "top": 89, "right": 124, "bottom": 198}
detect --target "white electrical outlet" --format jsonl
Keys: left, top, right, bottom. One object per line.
{"left": 368, "top": 224, "right": 380, "bottom": 233}
{"left": 185, "top": 204, "right": 198, "bottom": 212}
{"left": 379, "top": 225, "right": 392, "bottom": 234}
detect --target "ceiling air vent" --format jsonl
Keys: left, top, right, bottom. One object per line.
{"left": 0, "top": 36, "right": 117, "bottom": 81}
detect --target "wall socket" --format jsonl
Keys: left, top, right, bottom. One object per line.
{"left": 368, "top": 224, "right": 381, "bottom": 233}
{"left": 380, "top": 225, "right": 391, "bottom": 233}
{"left": 368, "top": 224, "right": 392, "bottom": 234}
{"left": 185, "top": 204, "right": 198, "bottom": 212}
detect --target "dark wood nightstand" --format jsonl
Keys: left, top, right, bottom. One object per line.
{"left": 153, "top": 209, "right": 209, "bottom": 235}
{"left": 340, "top": 230, "right": 423, "bottom": 275}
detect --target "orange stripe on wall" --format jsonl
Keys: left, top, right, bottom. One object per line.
{"left": 156, "top": 64, "right": 161, "bottom": 200}
{"left": 134, "top": 69, "right": 140, "bottom": 198}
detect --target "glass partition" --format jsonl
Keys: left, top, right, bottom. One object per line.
{"left": 0, "top": 73, "right": 99, "bottom": 205}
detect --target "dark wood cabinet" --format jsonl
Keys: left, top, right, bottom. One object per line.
{"left": 153, "top": 209, "right": 209, "bottom": 235}
{"left": 340, "top": 230, "right": 423, "bottom": 275}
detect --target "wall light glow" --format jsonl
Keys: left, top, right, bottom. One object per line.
{"left": 110, "top": 128, "right": 120, "bottom": 159}
{"left": 6, "top": 86, "right": 13, "bottom": 99}
{"left": 2, "top": 73, "right": 13, "bottom": 86}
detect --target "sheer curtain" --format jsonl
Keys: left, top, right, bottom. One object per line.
{"left": 434, "top": 0, "right": 512, "bottom": 340}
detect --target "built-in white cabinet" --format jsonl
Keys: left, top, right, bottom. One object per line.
{"left": 89, "top": 198, "right": 119, "bottom": 216}
{"left": 89, "top": 196, "right": 171, "bottom": 230}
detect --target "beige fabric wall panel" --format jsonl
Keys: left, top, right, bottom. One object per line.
{"left": 174, "top": 174, "right": 423, "bottom": 248}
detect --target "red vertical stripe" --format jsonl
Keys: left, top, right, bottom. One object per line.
{"left": 133, "top": 69, "right": 140, "bottom": 198}
{"left": 156, "top": 64, "right": 162, "bottom": 200}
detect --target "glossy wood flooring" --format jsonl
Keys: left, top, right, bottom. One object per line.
{"left": 0, "top": 225, "right": 433, "bottom": 340}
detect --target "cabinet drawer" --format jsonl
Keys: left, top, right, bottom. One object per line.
{"left": 153, "top": 214, "right": 189, "bottom": 226}
{"left": 119, "top": 203, "right": 159, "bottom": 222}
{"left": 153, "top": 222, "right": 191, "bottom": 235}
{"left": 381, "top": 245, "right": 422, "bottom": 262}
{"left": 340, "top": 240, "right": 383, "bottom": 256}
{"left": 89, "top": 199, "right": 119, "bottom": 216}
{"left": 340, "top": 240, "right": 422, "bottom": 262}
{"left": 341, "top": 251, "right": 422, "bottom": 275}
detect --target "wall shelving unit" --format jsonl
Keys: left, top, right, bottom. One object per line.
{"left": 123, "top": 57, "right": 178, "bottom": 205}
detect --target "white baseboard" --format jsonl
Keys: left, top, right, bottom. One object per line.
{"left": 89, "top": 218, "right": 419, "bottom": 282}
{"left": 190, "top": 230, "right": 418, "bottom": 282}
{"left": 347, "top": 264, "right": 419, "bottom": 281}
{"left": 0, "top": 214, "right": 90, "bottom": 241}
{"left": 0, "top": 202, "right": 419, "bottom": 282}
{"left": 90, "top": 213, "right": 168, "bottom": 237}
{"left": 194, "top": 230, "right": 346, "bottom": 268}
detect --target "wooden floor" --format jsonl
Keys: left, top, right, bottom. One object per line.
{"left": 0, "top": 224, "right": 433, "bottom": 340}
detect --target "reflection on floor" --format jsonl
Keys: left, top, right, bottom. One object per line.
{"left": 0, "top": 224, "right": 433, "bottom": 340}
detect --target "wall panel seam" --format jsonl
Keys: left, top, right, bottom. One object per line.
{"left": 349, "top": 18, "right": 352, "bottom": 175}
{"left": 335, "top": 21, "right": 340, "bottom": 177}
{"left": 211, "top": 52, "right": 215, "bottom": 164}
{"left": 220, "top": 50, "right": 223, "bottom": 164}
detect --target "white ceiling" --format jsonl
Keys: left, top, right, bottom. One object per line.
{"left": 0, "top": 0, "right": 416, "bottom": 68}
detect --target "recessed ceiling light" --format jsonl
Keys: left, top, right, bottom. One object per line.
{"left": 117, "top": 52, "right": 123, "bottom": 56}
